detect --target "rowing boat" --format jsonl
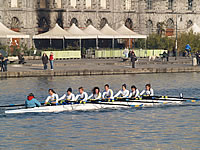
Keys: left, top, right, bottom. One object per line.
{"left": 4, "top": 100, "right": 180, "bottom": 114}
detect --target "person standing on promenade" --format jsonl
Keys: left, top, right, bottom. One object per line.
{"left": 49, "top": 52, "right": 54, "bottom": 70}
{"left": 42, "top": 53, "right": 48, "bottom": 70}
{"left": 0, "top": 53, "right": 3, "bottom": 72}
{"left": 129, "top": 50, "right": 137, "bottom": 68}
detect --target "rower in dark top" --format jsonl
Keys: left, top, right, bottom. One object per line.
{"left": 129, "top": 85, "right": 140, "bottom": 98}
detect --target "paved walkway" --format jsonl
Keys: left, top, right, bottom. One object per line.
{"left": 0, "top": 57, "right": 198, "bottom": 78}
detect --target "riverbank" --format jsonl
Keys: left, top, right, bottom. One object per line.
{"left": 0, "top": 57, "right": 198, "bottom": 78}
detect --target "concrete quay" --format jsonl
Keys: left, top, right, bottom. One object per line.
{"left": 0, "top": 57, "right": 198, "bottom": 78}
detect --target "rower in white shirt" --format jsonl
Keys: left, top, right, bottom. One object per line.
{"left": 114, "top": 84, "right": 129, "bottom": 98}
{"left": 88, "top": 87, "right": 102, "bottom": 100}
{"left": 102, "top": 84, "right": 114, "bottom": 99}
{"left": 75, "top": 87, "right": 88, "bottom": 102}
{"left": 140, "top": 84, "right": 154, "bottom": 96}
{"left": 58, "top": 88, "right": 75, "bottom": 101}
{"left": 45, "top": 89, "right": 59, "bottom": 105}
{"left": 129, "top": 85, "right": 140, "bottom": 98}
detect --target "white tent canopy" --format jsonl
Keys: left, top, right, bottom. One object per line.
{"left": 83, "top": 25, "right": 103, "bottom": 39}
{"left": 66, "top": 24, "right": 88, "bottom": 39}
{"left": 0, "top": 22, "right": 29, "bottom": 38}
{"left": 116, "top": 24, "right": 147, "bottom": 39}
{"left": 99, "top": 24, "right": 120, "bottom": 39}
{"left": 33, "top": 23, "right": 71, "bottom": 39}
{"left": 187, "top": 23, "right": 200, "bottom": 34}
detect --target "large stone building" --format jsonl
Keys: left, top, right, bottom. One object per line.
{"left": 0, "top": 0, "right": 198, "bottom": 47}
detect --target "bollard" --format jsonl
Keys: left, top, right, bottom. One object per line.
{"left": 192, "top": 57, "right": 197, "bottom": 66}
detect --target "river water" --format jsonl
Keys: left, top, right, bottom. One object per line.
{"left": 0, "top": 73, "right": 200, "bottom": 150}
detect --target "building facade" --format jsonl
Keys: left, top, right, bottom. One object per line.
{"left": 0, "top": 0, "right": 198, "bottom": 44}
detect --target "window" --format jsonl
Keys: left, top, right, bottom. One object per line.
{"left": 70, "top": 18, "right": 78, "bottom": 27}
{"left": 70, "top": 0, "right": 76, "bottom": 8}
{"left": 125, "top": 18, "right": 133, "bottom": 29}
{"left": 40, "top": 0, "right": 46, "bottom": 8}
{"left": 100, "top": 18, "right": 108, "bottom": 29}
{"left": 146, "top": 0, "right": 152, "bottom": 10}
{"left": 86, "top": 19, "right": 93, "bottom": 27}
{"left": 166, "top": 18, "right": 174, "bottom": 36}
{"left": 125, "top": 0, "right": 131, "bottom": 10}
{"left": 146, "top": 20, "right": 153, "bottom": 34}
{"left": 11, "top": 0, "right": 18, "bottom": 7}
{"left": 188, "top": 0, "right": 193, "bottom": 10}
{"left": 168, "top": 0, "right": 173, "bottom": 10}
{"left": 86, "top": 0, "right": 91, "bottom": 8}
{"left": 100, "top": 0, "right": 106, "bottom": 9}
{"left": 187, "top": 20, "right": 193, "bottom": 28}
{"left": 55, "top": 0, "right": 62, "bottom": 8}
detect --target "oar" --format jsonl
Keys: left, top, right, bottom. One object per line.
{"left": 0, "top": 102, "right": 45, "bottom": 108}
{"left": 142, "top": 96, "right": 200, "bottom": 103}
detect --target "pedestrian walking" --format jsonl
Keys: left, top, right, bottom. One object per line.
{"left": 42, "top": 53, "right": 48, "bottom": 70}
{"left": 129, "top": 50, "right": 137, "bottom": 68}
{"left": 49, "top": 52, "right": 54, "bottom": 70}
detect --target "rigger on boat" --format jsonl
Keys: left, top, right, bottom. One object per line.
{"left": 2, "top": 83, "right": 200, "bottom": 114}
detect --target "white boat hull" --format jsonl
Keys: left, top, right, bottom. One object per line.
{"left": 5, "top": 101, "right": 166, "bottom": 114}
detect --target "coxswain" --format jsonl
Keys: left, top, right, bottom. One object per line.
{"left": 129, "top": 85, "right": 140, "bottom": 98}
{"left": 114, "top": 84, "right": 129, "bottom": 98}
{"left": 102, "top": 84, "right": 114, "bottom": 99}
{"left": 88, "top": 87, "right": 102, "bottom": 100}
{"left": 75, "top": 87, "right": 88, "bottom": 102}
{"left": 25, "top": 93, "right": 41, "bottom": 108}
{"left": 140, "top": 84, "right": 154, "bottom": 96}
{"left": 58, "top": 88, "right": 75, "bottom": 102}
{"left": 45, "top": 89, "right": 59, "bottom": 105}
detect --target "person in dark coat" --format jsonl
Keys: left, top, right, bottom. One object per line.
{"left": 0, "top": 53, "right": 3, "bottom": 72}
{"left": 42, "top": 53, "right": 48, "bottom": 70}
{"left": 129, "top": 50, "right": 137, "bottom": 68}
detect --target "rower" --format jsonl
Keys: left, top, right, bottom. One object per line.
{"left": 114, "top": 84, "right": 129, "bottom": 98}
{"left": 102, "top": 84, "right": 114, "bottom": 99}
{"left": 58, "top": 88, "right": 75, "bottom": 102}
{"left": 75, "top": 87, "right": 88, "bottom": 102}
{"left": 88, "top": 87, "right": 102, "bottom": 100}
{"left": 129, "top": 85, "right": 140, "bottom": 98}
{"left": 140, "top": 84, "right": 154, "bottom": 96}
{"left": 25, "top": 93, "right": 41, "bottom": 108}
{"left": 45, "top": 89, "right": 59, "bottom": 105}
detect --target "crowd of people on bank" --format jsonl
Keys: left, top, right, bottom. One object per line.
{"left": 25, "top": 84, "right": 154, "bottom": 108}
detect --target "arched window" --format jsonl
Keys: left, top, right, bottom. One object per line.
{"left": 40, "top": 0, "right": 47, "bottom": 8}
{"left": 56, "top": 18, "right": 63, "bottom": 28}
{"left": 168, "top": 0, "right": 173, "bottom": 10}
{"left": 166, "top": 18, "right": 174, "bottom": 36}
{"left": 187, "top": 20, "right": 193, "bottom": 28}
{"left": 38, "top": 17, "right": 49, "bottom": 33}
{"left": 70, "top": 18, "right": 78, "bottom": 27}
{"left": 146, "top": 0, "right": 153, "bottom": 10}
{"left": 11, "top": 17, "right": 20, "bottom": 29}
{"left": 86, "top": 19, "right": 93, "bottom": 27}
{"left": 146, "top": 20, "right": 153, "bottom": 34}
{"left": 100, "top": 18, "right": 108, "bottom": 29}
{"left": 188, "top": 0, "right": 193, "bottom": 10}
{"left": 11, "top": 0, "right": 18, "bottom": 7}
{"left": 157, "top": 22, "right": 165, "bottom": 35}
{"left": 125, "top": 18, "right": 133, "bottom": 30}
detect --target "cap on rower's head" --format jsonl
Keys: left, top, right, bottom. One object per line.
{"left": 67, "top": 88, "right": 72, "bottom": 93}
{"left": 122, "top": 84, "right": 126, "bottom": 89}
{"left": 105, "top": 84, "right": 109, "bottom": 88}
{"left": 28, "top": 93, "right": 34, "bottom": 97}
{"left": 146, "top": 84, "right": 151, "bottom": 88}
{"left": 131, "top": 85, "right": 136, "bottom": 89}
